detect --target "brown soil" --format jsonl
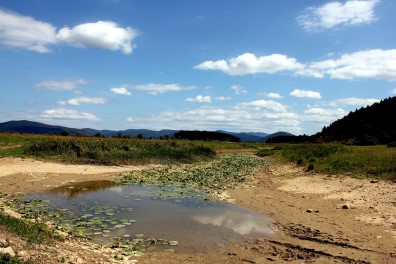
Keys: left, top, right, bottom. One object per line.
{"left": 0, "top": 157, "right": 395, "bottom": 263}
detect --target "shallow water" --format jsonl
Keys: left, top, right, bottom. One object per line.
{"left": 25, "top": 181, "right": 274, "bottom": 252}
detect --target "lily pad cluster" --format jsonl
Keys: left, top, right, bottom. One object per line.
{"left": 119, "top": 153, "right": 267, "bottom": 192}
{"left": 4, "top": 197, "right": 177, "bottom": 255}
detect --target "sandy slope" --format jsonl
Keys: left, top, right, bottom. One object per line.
{"left": 0, "top": 157, "right": 395, "bottom": 263}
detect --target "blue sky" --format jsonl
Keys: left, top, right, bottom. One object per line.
{"left": 0, "top": 0, "right": 395, "bottom": 135}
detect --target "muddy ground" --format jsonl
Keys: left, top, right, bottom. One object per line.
{"left": 0, "top": 157, "right": 395, "bottom": 263}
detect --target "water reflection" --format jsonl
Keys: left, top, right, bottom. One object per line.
{"left": 192, "top": 210, "right": 274, "bottom": 236}
{"left": 49, "top": 180, "right": 117, "bottom": 198}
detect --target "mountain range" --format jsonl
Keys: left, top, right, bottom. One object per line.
{"left": 0, "top": 120, "right": 293, "bottom": 142}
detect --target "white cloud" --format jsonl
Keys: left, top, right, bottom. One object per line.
{"left": 0, "top": 9, "right": 57, "bottom": 53}
{"left": 57, "top": 97, "right": 107, "bottom": 106}
{"left": 56, "top": 21, "right": 137, "bottom": 54}
{"left": 297, "top": 0, "right": 380, "bottom": 31}
{"left": 329, "top": 97, "right": 379, "bottom": 107}
{"left": 110, "top": 87, "right": 131, "bottom": 96}
{"left": 238, "top": 100, "right": 288, "bottom": 113}
{"left": 186, "top": 95, "right": 212, "bottom": 103}
{"left": 134, "top": 84, "right": 194, "bottom": 95}
{"left": 195, "top": 49, "right": 396, "bottom": 81}
{"left": 303, "top": 107, "right": 347, "bottom": 123}
{"left": 40, "top": 108, "right": 100, "bottom": 121}
{"left": 290, "top": 89, "right": 321, "bottom": 99}
{"left": 310, "top": 49, "right": 396, "bottom": 81}
{"left": 195, "top": 53, "right": 306, "bottom": 76}
{"left": 231, "top": 85, "right": 247, "bottom": 95}
{"left": 35, "top": 79, "right": 87, "bottom": 91}
{"left": 262, "top": 92, "right": 283, "bottom": 99}
{"left": 215, "top": 96, "right": 231, "bottom": 101}
{"left": 0, "top": 10, "right": 137, "bottom": 54}
{"left": 126, "top": 104, "right": 302, "bottom": 134}
{"left": 392, "top": 88, "right": 396, "bottom": 94}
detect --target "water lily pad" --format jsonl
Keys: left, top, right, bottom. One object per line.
{"left": 169, "top": 241, "right": 179, "bottom": 246}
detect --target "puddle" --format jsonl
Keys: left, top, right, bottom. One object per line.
{"left": 23, "top": 181, "right": 274, "bottom": 252}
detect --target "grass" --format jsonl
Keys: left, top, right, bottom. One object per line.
{"left": 0, "top": 211, "right": 62, "bottom": 244}
{"left": 0, "top": 253, "right": 23, "bottom": 264}
{"left": 0, "top": 133, "right": 264, "bottom": 165}
{"left": 259, "top": 144, "right": 396, "bottom": 180}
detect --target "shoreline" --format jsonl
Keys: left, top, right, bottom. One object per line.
{"left": 0, "top": 157, "right": 395, "bottom": 263}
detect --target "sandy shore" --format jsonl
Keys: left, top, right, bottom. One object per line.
{"left": 0, "top": 157, "right": 395, "bottom": 263}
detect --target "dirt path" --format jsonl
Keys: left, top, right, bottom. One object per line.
{"left": 0, "top": 157, "right": 395, "bottom": 263}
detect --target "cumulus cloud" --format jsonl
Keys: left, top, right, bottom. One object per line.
{"left": 35, "top": 79, "right": 87, "bottom": 91}
{"left": 290, "top": 89, "right": 321, "bottom": 99}
{"left": 56, "top": 21, "right": 137, "bottom": 54}
{"left": 262, "top": 92, "right": 283, "bottom": 99}
{"left": 186, "top": 95, "right": 212, "bottom": 103}
{"left": 185, "top": 95, "right": 230, "bottom": 103}
{"left": 238, "top": 100, "right": 288, "bottom": 113}
{"left": 310, "top": 49, "right": 396, "bottom": 81}
{"left": 297, "top": 0, "right": 380, "bottom": 31}
{"left": 303, "top": 107, "right": 347, "bottom": 123}
{"left": 194, "top": 53, "right": 307, "bottom": 76}
{"left": 57, "top": 97, "right": 107, "bottom": 106}
{"left": 329, "top": 97, "right": 379, "bottom": 107}
{"left": 0, "top": 9, "right": 137, "bottom": 54}
{"left": 215, "top": 96, "right": 231, "bottom": 101}
{"left": 231, "top": 85, "right": 247, "bottom": 95}
{"left": 126, "top": 104, "right": 302, "bottom": 134}
{"left": 110, "top": 87, "right": 131, "bottom": 96}
{"left": 40, "top": 108, "right": 100, "bottom": 121}
{"left": 0, "top": 9, "right": 57, "bottom": 53}
{"left": 134, "top": 84, "right": 194, "bottom": 95}
{"left": 195, "top": 49, "right": 396, "bottom": 81}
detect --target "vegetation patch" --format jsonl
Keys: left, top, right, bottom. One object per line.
{"left": 260, "top": 144, "right": 396, "bottom": 180}
{"left": 0, "top": 210, "right": 61, "bottom": 245}
{"left": 119, "top": 153, "right": 267, "bottom": 192}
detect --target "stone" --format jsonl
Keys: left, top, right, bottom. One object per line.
{"left": 0, "top": 247, "right": 15, "bottom": 257}
{"left": 370, "top": 180, "right": 379, "bottom": 183}
{"left": 306, "top": 209, "right": 313, "bottom": 213}
{"left": 0, "top": 239, "right": 7, "bottom": 247}
{"left": 342, "top": 204, "right": 350, "bottom": 209}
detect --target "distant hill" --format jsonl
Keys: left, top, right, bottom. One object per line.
{"left": 0, "top": 120, "right": 290, "bottom": 142}
{"left": 174, "top": 130, "right": 240, "bottom": 142}
{"left": 267, "top": 96, "right": 396, "bottom": 145}
{"left": 0, "top": 120, "right": 78, "bottom": 135}
{"left": 217, "top": 130, "right": 267, "bottom": 142}
{"left": 262, "top": 131, "right": 294, "bottom": 142}
{"left": 318, "top": 96, "right": 396, "bottom": 145}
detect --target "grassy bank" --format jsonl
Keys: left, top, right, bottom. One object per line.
{"left": 258, "top": 144, "right": 396, "bottom": 180}
{"left": 0, "top": 211, "right": 61, "bottom": 245}
{"left": 0, "top": 133, "right": 263, "bottom": 165}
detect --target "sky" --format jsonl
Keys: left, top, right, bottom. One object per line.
{"left": 0, "top": 0, "right": 395, "bottom": 135}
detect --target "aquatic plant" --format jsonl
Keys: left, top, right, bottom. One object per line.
{"left": 119, "top": 153, "right": 267, "bottom": 192}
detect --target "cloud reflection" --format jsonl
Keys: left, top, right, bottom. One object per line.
{"left": 191, "top": 210, "right": 274, "bottom": 236}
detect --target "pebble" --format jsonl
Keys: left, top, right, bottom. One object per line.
{"left": 342, "top": 204, "right": 350, "bottom": 209}
{"left": 370, "top": 180, "right": 379, "bottom": 183}
{"left": 306, "top": 209, "right": 313, "bottom": 213}
{"left": 0, "top": 246, "right": 15, "bottom": 257}
{"left": 0, "top": 239, "right": 7, "bottom": 247}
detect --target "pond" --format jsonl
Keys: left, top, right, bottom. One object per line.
{"left": 23, "top": 181, "right": 274, "bottom": 253}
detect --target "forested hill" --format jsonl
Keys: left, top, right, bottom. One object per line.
{"left": 318, "top": 96, "right": 396, "bottom": 145}
{"left": 173, "top": 130, "right": 240, "bottom": 142}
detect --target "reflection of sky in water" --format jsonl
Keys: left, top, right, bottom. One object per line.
{"left": 191, "top": 210, "right": 274, "bottom": 236}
